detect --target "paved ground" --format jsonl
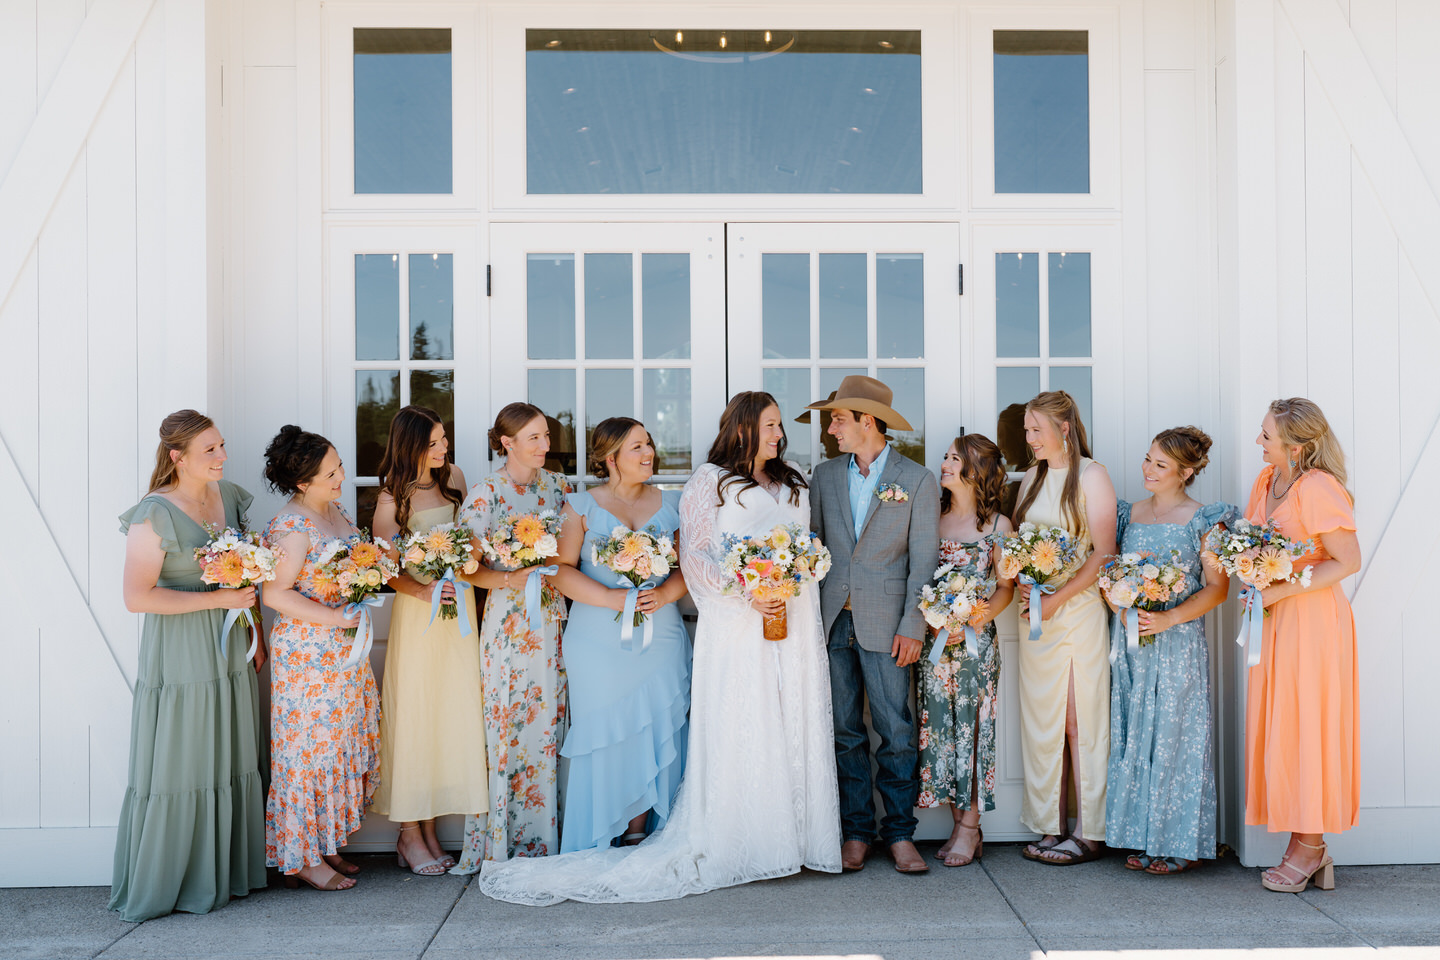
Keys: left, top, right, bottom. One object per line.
{"left": 5, "top": 844, "right": 1440, "bottom": 960}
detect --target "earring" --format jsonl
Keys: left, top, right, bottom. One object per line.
{"left": 1288, "top": 457, "right": 1297, "bottom": 470}
{"left": 1063, "top": 437, "right": 1069, "bottom": 456}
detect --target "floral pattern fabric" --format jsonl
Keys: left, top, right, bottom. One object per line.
{"left": 918, "top": 538, "right": 1000, "bottom": 812}
{"left": 452, "top": 469, "right": 571, "bottom": 869}
{"left": 262, "top": 509, "right": 381, "bottom": 875}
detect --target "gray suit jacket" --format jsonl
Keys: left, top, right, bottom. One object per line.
{"left": 809, "top": 447, "right": 941, "bottom": 653}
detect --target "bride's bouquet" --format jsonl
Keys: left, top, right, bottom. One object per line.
{"left": 918, "top": 562, "right": 996, "bottom": 664}
{"left": 1203, "top": 518, "right": 1314, "bottom": 668}
{"left": 1099, "top": 549, "right": 1189, "bottom": 655}
{"left": 999, "top": 522, "right": 1079, "bottom": 641}
{"left": 314, "top": 533, "right": 399, "bottom": 667}
{"left": 195, "top": 525, "right": 283, "bottom": 662}
{"left": 720, "top": 523, "right": 832, "bottom": 640}
{"left": 478, "top": 510, "right": 563, "bottom": 632}
{"left": 401, "top": 523, "right": 479, "bottom": 628}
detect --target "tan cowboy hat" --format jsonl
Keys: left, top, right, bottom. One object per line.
{"left": 805, "top": 375, "right": 914, "bottom": 432}
{"left": 793, "top": 390, "right": 837, "bottom": 424}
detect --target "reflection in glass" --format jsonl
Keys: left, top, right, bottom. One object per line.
{"left": 527, "top": 30, "right": 921, "bottom": 194}
{"left": 996, "top": 252, "right": 1039, "bottom": 357}
{"left": 410, "top": 370, "right": 456, "bottom": 459}
{"left": 356, "top": 486, "right": 382, "bottom": 537}
{"left": 1048, "top": 252, "right": 1091, "bottom": 357}
{"left": 528, "top": 368, "right": 577, "bottom": 475}
{"left": 763, "top": 254, "right": 810, "bottom": 360}
{"left": 877, "top": 254, "right": 923, "bottom": 358}
{"left": 410, "top": 254, "right": 453, "bottom": 360}
{"left": 763, "top": 367, "right": 811, "bottom": 472}
{"left": 643, "top": 254, "right": 691, "bottom": 359}
{"left": 354, "top": 29, "right": 452, "bottom": 194}
{"left": 356, "top": 370, "right": 400, "bottom": 476}
{"left": 585, "top": 253, "right": 634, "bottom": 359}
{"left": 817, "top": 367, "right": 865, "bottom": 462}
{"left": 643, "top": 368, "right": 691, "bottom": 472}
{"left": 1050, "top": 366, "right": 1093, "bottom": 441}
{"left": 356, "top": 254, "right": 399, "bottom": 361}
{"left": 586, "top": 369, "right": 635, "bottom": 460}
{"left": 819, "top": 254, "right": 867, "bottom": 358}
{"left": 993, "top": 30, "right": 1089, "bottom": 194}
{"left": 528, "top": 254, "right": 576, "bottom": 360}
{"left": 879, "top": 367, "right": 924, "bottom": 464}
{"left": 996, "top": 366, "right": 1039, "bottom": 474}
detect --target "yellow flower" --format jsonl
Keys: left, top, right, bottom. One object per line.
{"left": 424, "top": 530, "right": 453, "bottom": 555}
{"left": 1030, "top": 540, "right": 1060, "bottom": 576}
{"left": 512, "top": 515, "right": 544, "bottom": 548}
{"left": 1256, "top": 547, "right": 1294, "bottom": 583}
{"left": 350, "top": 542, "right": 381, "bottom": 567}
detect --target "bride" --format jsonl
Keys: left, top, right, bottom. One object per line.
{"left": 477, "top": 391, "right": 842, "bottom": 904}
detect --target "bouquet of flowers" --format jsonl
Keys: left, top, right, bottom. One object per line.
{"left": 477, "top": 511, "right": 561, "bottom": 570}
{"left": 1099, "top": 549, "right": 1189, "bottom": 654}
{"left": 918, "top": 561, "right": 997, "bottom": 664}
{"left": 195, "top": 525, "right": 283, "bottom": 661}
{"left": 592, "top": 526, "right": 677, "bottom": 626}
{"left": 401, "top": 522, "right": 479, "bottom": 624}
{"left": 1202, "top": 518, "right": 1313, "bottom": 668}
{"left": 999, "top": 522, "right": 1079, "bottom": 640}
{"left": 314, "top": 532, "right": 398, "bottom": 666}
{"left": 720, "top": 523, "right": 833, "bottom": 640}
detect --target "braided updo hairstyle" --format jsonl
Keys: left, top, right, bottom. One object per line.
{"left": 1152, "top": 425, "right": 1212, "bottom": 486}
{"left": 264, "top": 425, "right": 334, "bottom": 496}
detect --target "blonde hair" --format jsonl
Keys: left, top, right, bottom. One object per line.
{"left": 1153, "top": 426, "right": 1212, "bottom": 487}
{"left": 148, "top": 409, "right": 215, "bottom": 493}
{"left": 1013, "top": 391, "right": 1092, "bottom": 531}
{"left": 1269, "top": 397, "right": 1350, "bottom": 498}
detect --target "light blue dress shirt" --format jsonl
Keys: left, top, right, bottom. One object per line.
{"left": 846, "top": 443, "right": 891, "bottom": 542}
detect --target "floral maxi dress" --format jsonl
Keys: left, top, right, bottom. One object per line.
{"left": 452, "top": 469, "right": 570, "bottom": 869}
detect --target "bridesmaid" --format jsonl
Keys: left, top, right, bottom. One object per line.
{"left": 1105, "top": 427, "right": 1232, "bottom": 874}
{"left": 112, "top": 410, "right": 267, "bottom": 921}
{"left": 261, "top": 426, "right": 379, "bottom": 892}
{"left": 1012, "top": 391, "right": 1117, "bottom": 865}
{"left": 919, "top": 433, "right": 1015, "bottom": 867}
{"left": 1243, "top": 398, "right": 1361, "bottom": 892}
{"left": 551, "top": 417, "right": 691, "bottom": 852}
{"left": 370, "top": 406, "right": 488, "bottom": 875}
{"left": 452, "top": 402, "right": 571, "bottom": 869}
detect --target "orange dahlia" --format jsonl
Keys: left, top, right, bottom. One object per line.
{"left": 512, "top": 514, "right": 544, "bottom": 548}
{"left": 349, "top": 542, "right": 381, "bottom": 567}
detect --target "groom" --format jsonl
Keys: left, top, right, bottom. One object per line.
{"left": 807, "top": 377, "right": 939, "bottom": 874}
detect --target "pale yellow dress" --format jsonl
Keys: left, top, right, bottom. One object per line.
{"left": 1016, "top": 457, "right": 1111, "bottom": 840}
{"left": 371, "top": 503, "right": 489, "bottom": 821}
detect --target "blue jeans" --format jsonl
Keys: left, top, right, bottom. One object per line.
{"left": 827, "top": 608, "right": 919, "bottom": 844}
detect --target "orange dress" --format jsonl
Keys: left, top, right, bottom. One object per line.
{"left": 1243, "top": 467, "right": 1359, "bottom": 834}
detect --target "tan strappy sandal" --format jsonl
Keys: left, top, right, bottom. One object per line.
{"left": 1261, "top": 839, "right": 1334, "bottom": 893}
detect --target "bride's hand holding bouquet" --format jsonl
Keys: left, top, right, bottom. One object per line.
{"left": 720, "top": 523, "right": 832, "bottom": 640}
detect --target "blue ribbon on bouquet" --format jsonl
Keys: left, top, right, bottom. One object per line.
{"left": 218, "top": 585, "right": 262, "bottom": 663}
{"left": 427, "top": 567, "right": 474, "bottom": 638}
{"left": 1018, "top": 576, "right": 1058, "bottom": 642}
{"left": 1236, "top": 586, "right": 1265, "bottom": 669}
{"left": 524, "top": 566, "right": 560, "bottom": 634}
{"left": 616, "top": 576, "right": 658, "bottom": 653}
{"left": 341, "top": 595, "right": 385, "bottom": 669}
{"left": 928, "top": 624, "right": 981, "bottom": 666}
{"left": 1109, "top": 607, "right": 1141, "bottom": 664}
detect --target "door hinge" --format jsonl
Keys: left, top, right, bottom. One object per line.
{"left": 486, "top": 264, "right": 492, "bottom": 297}
{"left": 958, "top": 264, "right": 964, "bottom": 296}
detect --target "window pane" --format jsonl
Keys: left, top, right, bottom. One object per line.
{"left": 642, "top": 254, "right": 691, "bottom": 359}
{"left": 996, "top": 366, "right": 1039, "bottom": 474}
{"left": 356, "top": 370, "right": 400, "bottom": 476}
{"left": 1050, "top": 366, "right": 1093, "bottom": 441}
{"left": 584, "top": 253, "right": 634, "bottom": 359}
{"left": 410, "top": 370, "right": 455, "bottom": 459}
{"left": 586, "top": 369, "right": 635, "bottom": 461}
{"left": 994, "top": 30, "right": 1089, "bottom": 194}
{"left": 410, "top": 253, "right": 453, "bottom": 360}
{"left": 527, "top": 30, "right": 921, "bottom": 194}
{"left": 1048, "top": 252, "right": 1091, "bottom": 358}
{"left": 817, "top": 366, "right": 866, "bottom": 462}
{"left": 996, "top": 252, "right": 1039, "bottom": 358}
{"left": 763, "top": 253, "right": 810, "bottom": 359}
{"left": 356, "top": 486, "right": 382, "bottom": 536}
{"left": 528, "top": 254, "right": 576, "bottom": 360}
{"left": 356, "top": 254, "right": 399, "bottom": 361}
{"left": 877, "top": 254, "right": 923, "bottom": 358}
{"left": 763, "top": 367, "right": 811, "bottom": 472}
{"left": 878, "top": 367, "right": 924, "bottom": 465}
{"left": 528, "top": 369, "right": 577, "bottom": 475}
{"left": 354, "top": 29, "right": 452, "bottom": 194}
{"left": 643, "top": 367, "right": 692, "bottom": 472}
{"left": 819, "top": 253, "right": 867, "bottom": 358}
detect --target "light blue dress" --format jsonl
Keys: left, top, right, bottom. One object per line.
{"left": 1105, "top": 500, "right": 1234, "bottom": 862}
{"left": 558, "top": 490, "right": 692, "bottom": 853}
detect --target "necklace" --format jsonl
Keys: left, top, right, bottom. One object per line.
{"left": 1270, "top": 467, "right": 1298, "bottom": 500}
{"left": 502, "top": 464, "right": 536, "bottom": 489}
{"left": 171, "top": 484, "right": 213, "bottom": 516}
{"left": 415, "top": 477, "right": 437, "bottom": 491}
{"left": 1148, "top": 496, "right": 1189, "bottom": 524}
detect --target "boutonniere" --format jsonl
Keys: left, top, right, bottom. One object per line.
{"left": 876, "top": 483, "right": 909, "bottom": 503}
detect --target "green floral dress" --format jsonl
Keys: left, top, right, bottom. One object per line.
{"left": 452, "top": 469, "right": 570, "bottom": 869}
{"left": 917, "top": 536, "right": 1000, "bottom": 812}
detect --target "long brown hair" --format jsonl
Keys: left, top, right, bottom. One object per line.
{"left": 148, "top": 409, "right": 216, "bottom": 493}
{"left": 706, "top": 391, "right": 807, "bottom": 506}
{"left": 1013, "top": 391, "right": 1092, "bottom": 531}
{"left": 1269, "top": 397, "right": 1351, "bottom": 500}
{"left": 378, "top": 405, "right": 463, "bottom": 530}
{"left": 941, "top": 433, "right": 1007, "bottom": 529}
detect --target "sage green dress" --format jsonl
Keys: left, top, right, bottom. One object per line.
{"left": 110, "top": 481, "right": 268, "bottom": 922}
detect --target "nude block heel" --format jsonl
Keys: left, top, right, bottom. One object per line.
{"left": 1314, "top": 859, "right": 1335, "bottom": 891}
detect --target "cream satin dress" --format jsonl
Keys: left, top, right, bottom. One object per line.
{"left": 1016, "top": 458, "right": 1111, "bottom": 840}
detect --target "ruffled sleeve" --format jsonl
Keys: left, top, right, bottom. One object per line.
{"left": 678, "top": 464, "right": 744, "bottom": 606}
{"left": 221, "top": 480, "right": 254, "bottom": 531}
{"left": 1294, "top": 471, "right": 1356, "bottom": 538}
{"left": 1115, "top": 499, "right": 1132, "bottom": 549}
{"left": 119, "top": 497, "right": 180, "bottom": 554}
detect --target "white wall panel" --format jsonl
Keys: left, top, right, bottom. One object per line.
{"left": 37, "top": 0, "right": 86, "bottom": 103}
{"left": 1396, "top": 0, "right": 1440, "bottom": 201}
{"left": 243, "top": 0, "right": 295, "bottom": 67}
{"left": 1143, "top": 0, "right": 1196, "bottom": 68}
{"left": 1397, "top": 258, "right": 1440, "bottom": 480}
{"left": 134, "top": 3, "right": 168, "bottom": 444}
{"left": 1273, "top": 18, "right": 1307, "bottom": 399}
{"left": 1403, "top": 540, "right": 1440, "bottom": 805}
{"left": 0, "top": 0, "right": 37, "bottom": 178}
{"left": 1350, "top": 0, "right": 1397, "bottom": 108}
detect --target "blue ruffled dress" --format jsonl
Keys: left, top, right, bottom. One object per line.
{"left": 558, "top": 490, "right": 692, "bottom": 852}
{"left": 1105, "top": 499, "right": 1235, "bottom": 862}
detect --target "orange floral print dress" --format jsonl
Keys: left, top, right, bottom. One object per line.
{"left": 263, "top": 510, "right": 381, "bottom": 874}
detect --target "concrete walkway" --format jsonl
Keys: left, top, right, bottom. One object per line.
{"left": 6, "top": 845, "right": 1440, "bottom": 960}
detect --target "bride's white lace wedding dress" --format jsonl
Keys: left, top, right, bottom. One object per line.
{"left": 476, "top": 463, "right": 842, "bottom": 904}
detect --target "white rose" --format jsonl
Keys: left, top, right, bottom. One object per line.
{"left": 535, "top": 534, "right": 559, "bottom": 558}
